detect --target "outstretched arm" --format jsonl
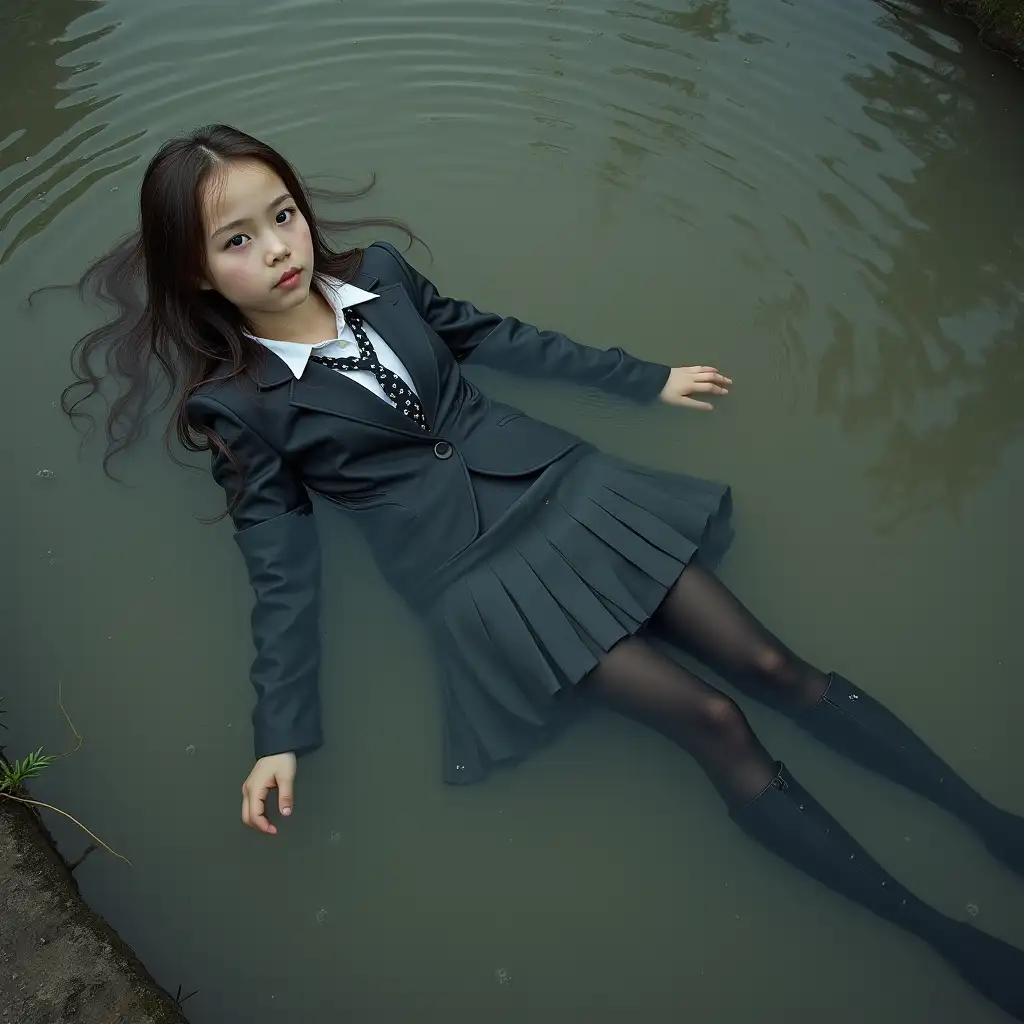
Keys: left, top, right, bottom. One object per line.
{"left": 375, "top": 242, "right": 731, "bottom": 409}
{"left": 376, "top": 242, "right": 672, "bottom": 401}
{"left": 188, "top": 393, "right": 322, "bottom": 834}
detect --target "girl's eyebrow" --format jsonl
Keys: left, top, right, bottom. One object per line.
{"left": 210, "top": 193, "right": 293, "bottom": 239}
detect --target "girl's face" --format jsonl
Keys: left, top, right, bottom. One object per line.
{"left": 201, "top": 158, "right": 315, "bottom": 319}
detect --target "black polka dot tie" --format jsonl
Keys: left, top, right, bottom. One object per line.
{"left": 310, "top": 307, "right": 428, "bottom": 431}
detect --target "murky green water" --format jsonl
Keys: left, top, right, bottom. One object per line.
{"left": 4, "top": 0, "right": 1024, "bottom": 1021}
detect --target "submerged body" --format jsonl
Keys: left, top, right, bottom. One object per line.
{"left": 187, "top": 239, "right": 732, "bottom": 779}
{"left": 66, "top": 126, "right": 1024, "bottom": 1021}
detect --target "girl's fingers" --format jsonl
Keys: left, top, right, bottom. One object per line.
{"left": 248, "top": 784, "right": 274, "bottom": 834}
{"left": 241, "top": 759, "right": 296, "bottom": 835}
{"left": 277, "top": 774, "right": 294, "bottom": 818}
{"left": 678, "top": 396, "right": 714, "bottom": 411}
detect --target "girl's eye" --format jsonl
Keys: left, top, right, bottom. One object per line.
{"left": 276, "top": 207, "right": 295, "bottom": 225}
{"left": 226, "top": 234, "right": 248, "bottom": 250}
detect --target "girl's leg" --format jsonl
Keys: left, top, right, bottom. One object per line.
{"left": 583, "top": 637, "right": 1024, "bottom": 1022}
{"left": 582, "top": 635, "right": 777, "bottom": 806}
{"left": 649, "top": 563, "right": 1024, "bottom": 875}
{"left": 649, "top": 561, "right": 829, "bottom": 710}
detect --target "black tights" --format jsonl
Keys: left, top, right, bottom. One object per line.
{"left": 584, "top": 563, "right": 1024, "bottom": 1022}
{"left": 584, "top": 562, "right": 828, "bottom": 806}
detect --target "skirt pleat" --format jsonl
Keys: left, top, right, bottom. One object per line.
{"left": 422, "top": 451, "right": 734, "bottom": 784}
{"left": 441, "top": 579, "right": 546, "bottom": 722}
{"left": 469, "top": 567, "right": 565, "bottom": 703}
{"left": 489, "top": 548, "right": 598, "bottom": 682}
{"left": 515, "top": 532, "right": 630, "bottom": 647}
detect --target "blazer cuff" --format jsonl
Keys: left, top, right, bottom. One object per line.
{"left": 254, "top": 722, "right": 323, "bottom": 760}
{"left": 616, "top": 359, "right": 671, "bottom": 402}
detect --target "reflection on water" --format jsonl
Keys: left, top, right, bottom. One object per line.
{"left": 822, "top": 2, "right": 1024, "bottom": 524}
{"left": 0, "top": 0, "right": 137, "bottom": 264}
{"left": 0, "top": 0, "right": 107, "bottom": 169}
{"left": 611, "top": 0, "right": 736, "bottom": 43}
{"left": 3, "top": 0, "right": 1023, "bottom": 1022}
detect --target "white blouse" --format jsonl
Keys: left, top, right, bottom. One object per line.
{"left": 249, "top": 279, "right": 418, "bottom": 405}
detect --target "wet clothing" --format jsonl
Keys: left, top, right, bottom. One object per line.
{"left": 188, "top": 241, "right": 731, "bottom": 780}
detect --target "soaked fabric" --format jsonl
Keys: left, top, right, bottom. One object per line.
{"left": 648, "top": 563, "right": 1024, "bottom": 880}
{"left": 732, "top": 763, "right": 1024, "bottom": 1022}
{"left": 423, "top": 451, "right": 734, "bottom": 783}
{"left": 650, "top": 564, "right": 1024, "bottom": 877}
{"left": 651, "top": 562, "right": 830, "bottom": 712}
{"left": 582, "top": 637, "right": 776, "bottom": 805}
{"left": 471, "top": 471, "right": 541, "bottom": 533}
{"left": 795, "top": 672, "right": 1024, "bottom": 879}
{"left": 310, "top": 306, "right": 429, "bottom": 430}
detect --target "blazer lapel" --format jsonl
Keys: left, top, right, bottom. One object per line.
{"left": 253, "top": 347, "right": 293, "bottom": 390}
{"left": 268, "top": 274, "right": 441, "bottom": 438}
{"left": 253, "top": 340, "right": 403, "bottom": 430}
{"left": 290, "top": 361, "right": 428, "bottom": 438}
{"left": 354, "top": 283, "right": 440, "bottom": 426}
{"left": 349, "top": 265, "right": 379, "bottom": 291}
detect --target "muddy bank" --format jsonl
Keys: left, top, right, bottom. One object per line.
{"left": 947, "top": 0, "right": 1024, "bottom": 62}
{"left": 0, "top": 797, "right": 189, "bottom": 1024}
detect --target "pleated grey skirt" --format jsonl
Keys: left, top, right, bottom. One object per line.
{"left": 420, "top": 447, "right": 734, "bottom": 784}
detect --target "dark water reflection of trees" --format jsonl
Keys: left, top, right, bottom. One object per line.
{"left": 609, "top": 0, "right": 736, "bottom": 43}
{"left": 0, "top": 0, "right": 140, "bottom": 264}
{"left": 824, "top": 3, "right": 1023, "bottom": 525}
{"left": 0, "top": 0, "right": 112, "bottom": 175}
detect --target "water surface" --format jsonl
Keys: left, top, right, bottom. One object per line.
{"left": 3, "top": 1, "right": 1023, "bottom": 1021}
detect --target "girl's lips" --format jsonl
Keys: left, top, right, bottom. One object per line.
{"left": 276, "top": 268, "right": 302, "bottom": 289}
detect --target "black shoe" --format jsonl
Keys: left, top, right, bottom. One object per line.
{"left": 795, "top": 672, "right": 1024, "bottom": 878}
{"left": 929, "top": 917, "right": 1024, "bottom": 1023}
{"left": 732, "top": 763, "right": 1024, "bottom": 1021}
{"left": 977, "top": 805, "right": 1024, "bottom": 878}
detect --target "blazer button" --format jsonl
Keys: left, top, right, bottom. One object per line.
{"left": 433, "top": 441, "right": 453, "bottom": 460}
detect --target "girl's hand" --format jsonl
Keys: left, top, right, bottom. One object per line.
{"left": 659, "top": 366, "right": 732, "bottom": 411}
{"left": 241, "top": 752, "right": 297, "bottom": 835}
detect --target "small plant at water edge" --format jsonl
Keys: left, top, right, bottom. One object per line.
{"left": 0, "top": 691, "right": 130, "bottom": 865}
{"left": 0, "top": 746, "right": 57, "bottom": 792}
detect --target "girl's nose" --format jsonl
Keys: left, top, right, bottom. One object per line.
{"left": 266, "top": 239, "right": 291, "bottom": 264}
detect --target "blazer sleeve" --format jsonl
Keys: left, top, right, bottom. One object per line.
{"left": 187, "top": 394, "right": 323, "bottom": 761}
{"left": 374, "top": 242, "right": 671, "bottom": 402}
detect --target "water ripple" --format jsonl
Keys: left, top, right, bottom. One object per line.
{"left": 3, "top": 0, "right": 886, "bottom": 260}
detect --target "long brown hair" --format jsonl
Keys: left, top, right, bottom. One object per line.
{"left": 60, "top": 124, "right": 410, "bottom": 476}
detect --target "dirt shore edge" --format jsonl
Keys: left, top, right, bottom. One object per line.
{"left": 1, "top": 798, "right": 190, "bottom": 1024}
{"left": 947, "top": 0, "right": 1024, "bottom": 63}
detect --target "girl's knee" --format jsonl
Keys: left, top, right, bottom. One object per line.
{"left": 747, "top": 644, "right": 826, "bottom": 709}
{"left": 752, "top": 643, "right": 793, "bottom": 682}
{"left": 697, "top": 693, "right": 749, "bottom": 742}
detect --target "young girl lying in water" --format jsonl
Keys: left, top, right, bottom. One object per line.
{"left": 64, "top": 124, "right": 1024, "bottom": 1020}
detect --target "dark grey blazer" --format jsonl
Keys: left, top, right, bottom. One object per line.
{"left": 186, "top": 242, "right": 670, "bottom": 759}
